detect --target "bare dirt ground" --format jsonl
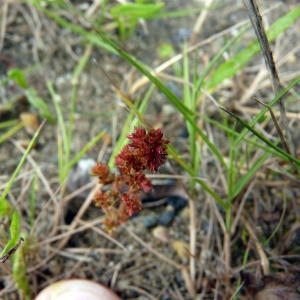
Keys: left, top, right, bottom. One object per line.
{"left": 1, "top": 0, "right": 300, "bottom": 299}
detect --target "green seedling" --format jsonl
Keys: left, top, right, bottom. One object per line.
{"left": 0, "top": 210, "right": 30, "bottom": 299}
{"left": 110, "top": 2, "right": 164, "bottom": 39}
{"left": 8, "top": 68, "right": 55, "bottom": 124}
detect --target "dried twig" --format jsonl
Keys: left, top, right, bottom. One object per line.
{"left": 190, "top": 0, "right": 215, "bottom": 45}
{"left": 242, "top": 215, "right": 269, "bottom": 275}
{"left": 123, "top": 226, "right": 196, "bottom": 296}
{"left": 243, "top": 0, "right": 295, "bottom": 157}
{"left": 0, "top": 237, "right": 24, "bottom": 263}
{"left": 253, "top": 97, "right": 289, "bottom": 153}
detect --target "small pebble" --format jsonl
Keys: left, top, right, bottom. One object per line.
{"left": 172, "top": 28, "right": 192, "bottom": 44}
{"left": 167, "top": 196, "right": 188, "bottom": 211}
{"left": 152, "top": 226, "right": 169, "bottom": 243}
{"left": 158, "top": 206, "right": 175, "bottom": 226}
{"left": 143, "top": 214, "right": 158, "bottom": 229}
{"left": 172, "top": 240, "right": 189, "bottom": 262}
{"left": 180, "top": 127, "right": 189, "bottom": 138}
{"left": 20, "top": 112, "right": 39, "bottom": 135}
{"left": 66, "top": 158, "right": 96, "bottom": 198}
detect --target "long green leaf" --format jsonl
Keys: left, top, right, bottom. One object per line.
{"left": 30, "top": 0, "right": 116, "bottom": 53}
{"left": 219, "top": 106, "right": 300, "bottom": 167}
{"left": 0, "top": 120, "right": 46, "bottom": 201}
{"left": 1, "top": 211, "right": 21, "bottom": 256}
{"left": 108, "top": 84, "right": 155, "bottom": 168}
{"left": 207, "top": 5, "right": 300, "bottom": 89}
{"left": 235, "top": 76, "right": 300, "bottom": 145}
{"left": 110, "top": 3, "right": 164, "bottom": 19}
{"left": 168, "top": 144, "right": 226, "bottom": 208}
{"left": 99, "top": 33, "right": 226, "bottom": 168}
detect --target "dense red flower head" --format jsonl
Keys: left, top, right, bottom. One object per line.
{"left": 116, "top": 127, "right": 169, "bottom": 173}
{"left": 121, "top": 192, "right": 141, "bottom": 216}
{"left": 91, "top": 162, "right": 114, "bottom": 184}
{"left": 142, "top": 128, "right": 169, "bottom": 172}
{"left": 92, "top": 126, "right": 168, "bottom": 232}
{"left": 115, "top": 144, "right": 144, "bottom": 174}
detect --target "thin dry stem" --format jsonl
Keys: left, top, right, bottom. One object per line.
{"left": 65, "top": 247, "right": 126, "bottom": 255}
{"left": 118, "top": 285, "right": 157, "bottom": 300}
{"left": 129, "top": 4, "right": 281, "bottom": 95}
{"left": 243, "top": 0, "right": 295, "bottom": 157}
{"left": 85, "top": 0, "right": 103, "bottom": 18}
{"left": 254, "top": 97, "right": 289, "bottom": 154}
{"left": 234, "top": 105, "right": 300, "bottom": 120}
{"left": 123, "top": 226, "right": 196, "bottom": 296}
{"left": 242, "top": 215, "right": 269, "bottom": 275}
{"left": 190, "top": 0, "right": 215, "bottom": 45}
{"left": 47, "top": 246, "right": 92, "bottom": 263}
{"left": 267, "top": 162, "right": 300, "bottom": 184}
{"left": 231, "top": 180, "right": 257, "bottom": 235}
{"left": 56, "top": 135, "right": 110, "bottom": 249}
{"left": 224, "top": 231, "right": 231, "bottom": 273}
{"left": 123, "top": 226, "right": 182, "bottom": 269}
{"left": 129, "top": 19, "right": 249, "bottom": 95}
{"left": 33, "top": 217, "right": 105, "bottom": 248}
{"left": 78, "top": 219, "right": 127, "bottom": 251}
{"left": 188, "top": 195, "right": 196, "bottom": 287}
{"left": 0, "top": 1, "right": 8, "bottom": 53}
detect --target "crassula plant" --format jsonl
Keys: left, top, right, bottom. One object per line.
{"left": 91, "top": 127, "right": 169, "bottom": 232}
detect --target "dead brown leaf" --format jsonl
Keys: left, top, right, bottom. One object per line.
{"left": 241, "top": 270, "right": 300, "bottom": 300}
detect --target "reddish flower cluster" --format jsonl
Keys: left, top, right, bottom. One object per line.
{"left": 92, "top": 127, "right": 169, "bottom": 232}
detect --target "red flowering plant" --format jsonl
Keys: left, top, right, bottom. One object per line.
{"left": 91, "top": 127, "right": 169, "bottom": 232}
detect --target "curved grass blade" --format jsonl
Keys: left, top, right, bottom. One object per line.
{"left": 235, "top": 76, "right": 300, "bottom": 146}
{"left": 207, "top": 5, "right": 300, "bottom": 89}
{"left": 98, "top": 32, "right": 226, "bottom": 168}
{"left": 219, "top": 106, "right": 300, "bottom": 167}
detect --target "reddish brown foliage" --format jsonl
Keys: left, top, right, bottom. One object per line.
{"left": 91, "top": 127, "right": 169, "bottom": 232}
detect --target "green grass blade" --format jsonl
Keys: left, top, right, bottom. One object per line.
{"left": 30, "top": 170, "right": 37, "bottom": 228}
{"left": 1, "top": 211, "right": 21, "bottom": 256}
{"left": 110, "top": 3, "right": 164, "bottom": 19}
{"left": 0, "top": 120, "right": 46, "bottom": 201}
{"left": 232, "top": 151, "right": 269, "bottom": 199}
{"left": 25, "top": 89, "right": 56, "bottom": 124}
{"left": 68, "top": 130, "right": 106, "bottom": 170}
{"left": 183, "top": 45, "right": 197, "bottom": 178}
{"left": 47, "top": 81, "right": 69, "bottom": 182}
{"left": 8, "top": 68, "right": 28, "bottom": 89}
{"left": 12, "top": 236, "right": 31, "bottom": 300}
{"left": 195, "top": 25, "right": 249, "bottom": 91}
{"left": 47, "top": 83, "right": 68, "bottom": 154}
{"left": 108, "top": 84, "right": 155, "bottom": 168}
{"left": 99, "top": 33, "right": 226, "bottom": 168}
{"left": 69, "top": 45, "right": 92, "bottom": 152}
{"left": 207, "top": 5, "right": 300, "bottom": 89}
{"left": 235, "top": 76, "right": 300, "bottom": 145}
{"left": 30, "top": 0, "right": 116, "bottom": 53}
{"left": 0, "top": 119, "right": 18, "bottom": 129}
{"left": 0, "top": 122, "right": 24, "bottom": 144}
{"left": 220, "top": 106, "right": 300, "bottom": 167}
{"left": 0, "top": 199, "right": 12, "bottom": 216}
{"left": 168, "top": 144, "right": 226, "bottom": 208}
{"left": 198, "top": 113, "right": 290, "bottom": 161}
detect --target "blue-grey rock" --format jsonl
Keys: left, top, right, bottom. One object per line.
{"left": 143, "top": 214, "right": 158, "bottom": 229}
{"left": 167, "top": 196, "right": 188, "bottom": 211}
{"left": 158, "top": 208, "right": 175, "bottom": 226}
